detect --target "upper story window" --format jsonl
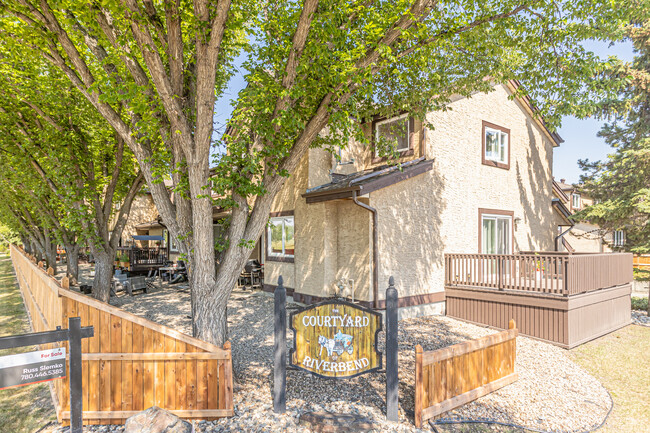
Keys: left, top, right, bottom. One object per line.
{"left": 482, "top": 121, "right": 510, "bottom": 170}
{"left": 267, "top": 213, "right": 294, "bottom": 261}
{"left": 572, "top": 193, "right": 581, "bottom": 209}
{"left": 613, "top": 230, "right": 625, "bottom": 247}
{"left": 373, "top": 114, "right": 414, "bottom": 159}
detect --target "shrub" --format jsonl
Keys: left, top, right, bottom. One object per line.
{"left": 631, "top": 297, "right": 648, "bottom": 311}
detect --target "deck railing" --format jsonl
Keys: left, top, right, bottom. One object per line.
{"left": 445, "top": 252, "right": 633, "bottom": 296}
{"left": 117, "top": 247, "right": 169, "bottom": 266}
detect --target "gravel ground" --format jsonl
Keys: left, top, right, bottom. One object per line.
{"left": 56, "top": 264, "right": 613, "bottom": 432}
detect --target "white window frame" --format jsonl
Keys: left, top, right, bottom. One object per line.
{"left": 572, "top": 193, "right": 581, "bottom": 209}
{"left": 481, "top": 213, "right": 513, "bottom": 255}
{"left": 613, "top": 230, "right": 625, "bottom": 247}
{"left": 484, "top": 127, "right": 509, "bottom": 165}
{"left": 267, "top": 215, "right": 295, "bottom": 259}
{"left": 374, "top": 113, "right": 410, "bottom": 155}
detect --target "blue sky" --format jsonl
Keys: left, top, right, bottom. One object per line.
{"left": 213, "top": 39, "right": 636, "bottom": 183}
{"left": 554, "top": 40, "right": 636, "bottom": 184}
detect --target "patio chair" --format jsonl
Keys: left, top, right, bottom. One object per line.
{"left": 240, "top": 259, "right": 262, "bottom": 290}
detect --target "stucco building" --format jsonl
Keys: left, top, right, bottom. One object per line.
{"left": 262, "top": 82, "right": 568, "bottom": 317}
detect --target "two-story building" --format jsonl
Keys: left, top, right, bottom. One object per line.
{"left": 262, "top": 81, "right": 567, "bottom": 318}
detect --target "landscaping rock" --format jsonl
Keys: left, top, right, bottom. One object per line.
{"left": 124, "top": 407, "right": 192, "bottom": 433}
{"left": 298, "top": 411, "right": 376, "bottom": 432}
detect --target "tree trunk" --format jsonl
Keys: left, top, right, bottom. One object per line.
{"left": 93, "top": 250, "right": 114, "bottom": 302}
{"left": 193, "top": 281, "right": 230, "bottom": 347}
{"left": 65, "top": 244, "right": 80, "bottom": 282}
{"left": 44, "top": 232, "right": 58, "bottom": 274}
{"left": 21, "top": 236, "right": 31, "bottom": 253}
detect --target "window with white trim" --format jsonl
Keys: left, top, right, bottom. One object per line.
{"left": 481, "top": 214, "right": 512, "bottom": 254}
{"left": 572, "top": 193, "right": 581, "bottom": 209}
{"left": 374, "top": 114, "right": 410, "bottom": 155}
{"left": 484, "top": 127, "right": 509, "bottom": 165}
{"left": 613, "top": 230, "right": 625, "bottom": 247}
{"left": 268, "top": 215, "right": 294, "bottom": 258}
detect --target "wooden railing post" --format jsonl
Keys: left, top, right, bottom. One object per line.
{"left": 415, "top": 344, "right": 423, "bottom": 428}
{"left": 563, "top": 256, "right": 570, "bottom": 296}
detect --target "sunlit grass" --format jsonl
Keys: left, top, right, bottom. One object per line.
{"left": 0, "top": 254, "right": 57, "bottom": 432}
{"left": 570, "top": 325, "right": 650, "bottom": 433}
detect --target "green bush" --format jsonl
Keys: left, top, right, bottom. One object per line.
{"left": 631, "top": 297, "right": 648, "bottom": 311}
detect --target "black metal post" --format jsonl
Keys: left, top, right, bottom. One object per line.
{"left": 386, "top": 276, "right": 399, "bottom": 422}
{"left": 68, "top": 317, "right": 83, "bottom": 433}
{"left": 273, "top": 276, "right": 287, "bottom": 413}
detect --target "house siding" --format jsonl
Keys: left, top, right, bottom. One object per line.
{"left": 370, "top": 84, "right": 556, "bottom": 301}
{"left": 267, "top": 84, "right": 558, "bottom": 307}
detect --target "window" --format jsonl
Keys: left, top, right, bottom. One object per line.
{"left": 267, "top": 213, "right": 294, "bottom": 261}
{"left": 613, "top": 230, "right": 625, "bottom": 247}
{"left": 482, "top": 121, "right": 510, "bottom": 169}
{"left": 572, "top": 193, "right": 581, "bottom": 209}
{"left": 374, "top": 114, "right": 411, "bottom": 156}
{"left": 480, "top": 210, "right": 513, "bottom": 254}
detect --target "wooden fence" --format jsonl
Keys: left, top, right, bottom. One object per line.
{"left": 414, "top": 320, "right": 518, "bottom": 428}
{"left": 10, "top": 245, "right": 233, "bottom": 426}
{"left": 633, "top": 254, "right": 650, "bottom": 271}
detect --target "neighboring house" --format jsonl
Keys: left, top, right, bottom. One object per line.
{"left": 553, "top": 179, "right": 619, "bottom": 253}
{"left": 262, "top": 81, "right": 565, "bottom": 317}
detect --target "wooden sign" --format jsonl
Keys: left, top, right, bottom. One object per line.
{"left": 289, "top": 299, "right": 382, "bottom": 379}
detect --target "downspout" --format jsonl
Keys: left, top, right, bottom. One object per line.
{"left": 352, "top": 190, "right": 379, "bottom": 309}
{"left": 555, "top": 225, "right": 573, "bottom": 252}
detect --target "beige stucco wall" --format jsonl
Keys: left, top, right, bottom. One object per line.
{"left": 121, "top": 193, "right": 159, "bottom": 243}
{"left": 564, "top": 222, "right": 612, "bottom": 253}
{"left": 267, "top": 84, "right": 558, "bottom": 304}
{"left": 368, "top": 84, "right": 556, "bottom": 300}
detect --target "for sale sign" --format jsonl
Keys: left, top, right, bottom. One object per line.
{"left": 0, "top": 347, "right": 66, "bottom": 390}
{"left": 289, "top": 300, "right": 382, "bottom": 379}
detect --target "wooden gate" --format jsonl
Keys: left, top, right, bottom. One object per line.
{"left": 414, "top": 320, "right": 518, "bottom": 428}
{"left": 11, "top": 245, "right": 233, "bottom": 425}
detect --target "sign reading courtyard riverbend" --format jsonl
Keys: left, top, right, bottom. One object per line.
{"left": 289, "top": 300, "right": 382, "bottom": 379}
{"left": 0, "top": 347, "right": 66, "bottom": 390}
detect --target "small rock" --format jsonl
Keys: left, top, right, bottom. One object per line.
{"left": 124, "top": 406, "right": 192, "bottom": 433}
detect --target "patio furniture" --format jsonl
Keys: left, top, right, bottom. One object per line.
{"left": 239, "top": 259, "right": 262, "bottom": 290}
{"left": 124, "top": 276, "right": 152, "bottom": 296}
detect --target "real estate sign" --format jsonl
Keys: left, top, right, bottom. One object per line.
{"left": 289, "top": 300, "right": 382, "bottom": 379}
{"left": 0, "top": 347, "right": 66, "bottom": 390}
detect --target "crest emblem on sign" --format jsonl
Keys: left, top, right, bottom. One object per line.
{"left": 289, "top": 299, "right": 382, "bottom": 379}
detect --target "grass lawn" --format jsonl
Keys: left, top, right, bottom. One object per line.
{"left": 0, "top": 254, "right": 57, "bottom": 433}
{"left": 569, "top": 325, "right": 650, "bottom": 433}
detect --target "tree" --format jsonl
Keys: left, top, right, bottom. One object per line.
{"left": 1, "top": 0, "right": 639, "bottom": 345}
{"left": 0, "top": 222, "right": 20, "bottom": 254}
{"left": 576, "top": 19, "right": 650, "bottom": 253}
{"left": 0, "top": 54, "right": 144, "bottom": 297}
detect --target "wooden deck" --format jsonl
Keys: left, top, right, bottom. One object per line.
{"left": 445, "top": 252, "right": 633, "bottom": 348}
{"left": 117, "top": 247, "right": 169, "bottom": 272}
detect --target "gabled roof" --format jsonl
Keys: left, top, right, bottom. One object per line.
{"left": 303, "top": 157, "right": 434, "bottom": 204}
{"left": 552, "top": 180, "right": 570, "bottom": 202}
{"left": 552, "top": 198, "right": 574, "bottom": 226}
{"left": 505, "top": 80, "right": 564, "bottom": 147}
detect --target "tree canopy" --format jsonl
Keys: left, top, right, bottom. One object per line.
{"left": 576, "top": 19, "right": 650, "bottom": 253}
{"left": 0, "top": 0, "right": 645, "bottom": 344}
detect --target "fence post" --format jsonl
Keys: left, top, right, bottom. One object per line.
{"left": 414, "top": 344, "right": 423, "bottom": 428}
{"left": 273, "top": 276, "right": 286, "bottom": 414}
{"left": 68, "top": 317, "right": 83, "bottom": 433}
{"left": 386, "top": 276, "right": 399, "bottom": 422}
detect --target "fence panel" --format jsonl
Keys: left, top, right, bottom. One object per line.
{"left": 414, "top": 320, "right": 518, "bottom": 428}
{"left": 10, "top": 245, "right": 233, "bottom": 426}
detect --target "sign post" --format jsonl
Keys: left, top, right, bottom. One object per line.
{"left": 273, "top": 276, "right": 287, "bottom": 413}
{"left": 0, "top": 317, "right": 93, "bottom": 433}
{"left": 385, "top": 277, "right": 399, "bottom": 422}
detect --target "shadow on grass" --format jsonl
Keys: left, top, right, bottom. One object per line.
{"left": 0, "top": 254, "right": 57, "bottom": 432}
